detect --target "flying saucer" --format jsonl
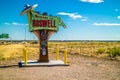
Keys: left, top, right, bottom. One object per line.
{"left": 20, "top": 4, "right": 38, "bottom": 16}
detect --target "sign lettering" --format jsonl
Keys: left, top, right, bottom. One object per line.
{"left": 32, "top": 20, "right": 56, "bottom": 28}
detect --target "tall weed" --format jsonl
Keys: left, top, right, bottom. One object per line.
{"left": 97, "top": 48, "right": 106, "bottom": 54}
{"left": 107, "top": 47, "right": 120, "bottom": 58}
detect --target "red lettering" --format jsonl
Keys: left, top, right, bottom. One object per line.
{"left": 39, "top": 20, "right": 43, "bottom": 27}
{"left": 42, "top": 20, "right": 47, "bottom": 27}
{"left": 32, "top": 20, "right": 56, "bottom": 28}
{"left": 36, "top": 20, "right": 39, "bottom": 26}
{"left": 48, "top": 20, "right": 52, "bottom": 27}
{"left": 32, "top": 20, "right": 36, "bottom": 27}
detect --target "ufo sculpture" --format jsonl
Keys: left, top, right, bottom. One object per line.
{"left": 19, "top": 4, "right": 66, "bottom": 66}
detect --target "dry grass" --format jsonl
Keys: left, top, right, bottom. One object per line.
{"left": 0, "top": 44, "right": 24, "bottom": 60}
{"left": 0, "top": 42, "right": 120, "bottom": 80}
{"left": 0, "top": 41, "right": 120, "bottom": 62}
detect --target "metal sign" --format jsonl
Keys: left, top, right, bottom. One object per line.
{"left": 0, "top": 34, "right": 9, "bottom": 39}
{"left": 0, "top": 35, "right": 2, "bottom": 38}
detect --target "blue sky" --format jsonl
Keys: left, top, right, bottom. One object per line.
{"left": 0, "top": 0, "right": 120, "bottom": 40}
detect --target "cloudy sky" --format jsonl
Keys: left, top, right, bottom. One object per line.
{"left": 0, "top": 0, "right": 120, "bottom": 40}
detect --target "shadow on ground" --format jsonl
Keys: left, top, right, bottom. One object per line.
{"left": 0, "top": 65, "right": 18, "bottom": 68}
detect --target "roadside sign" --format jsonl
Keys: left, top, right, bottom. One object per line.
{"left": 1, "top": 34, "right": 9, "bottom": 38}
{"left": 0, "top": 35, "right": 2, "bottom": 38}
{"left": 28, "top": 11, "right": 66, "bottom": 32}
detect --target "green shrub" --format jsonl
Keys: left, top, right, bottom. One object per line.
{"left": 107, "top": 47, "right": 120, "bottom": 58}
{"left": 97, "top": 48, "right": 106, "bottom": 54}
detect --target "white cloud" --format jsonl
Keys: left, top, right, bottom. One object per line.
{"left": 4, "top": 22, "right": 28, "bottom": 26}
{"left": 57, "top": 12, "right": 83, "bottom": 19}
{"left": 4, "top": 22, "right": 10, "bottom": 25}
{"left": 93, "top": 23, "right": 120, "bottom": 26}
{"left": 81, "top": 19, "right": 87, "bottom": 21}
{"left": 12, "top": 22, "right": 19, "bottom": 25}
{"left": 81, "top": 17, "right": 88, "bottom": 21}
{"left": 117, "top": 16, "right": 120, "bottom": 19}
{"left": 80, "top": 0, "right": 104, "bottom": 3}
{"left": 12, "top": 22, "right": 28, "bottom": 26}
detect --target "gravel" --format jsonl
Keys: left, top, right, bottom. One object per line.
{"left": 0, "top": 55, "right": 120, "bottom": 80}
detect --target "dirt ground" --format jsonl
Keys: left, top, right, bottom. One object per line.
{"left": 0, "top": 54, "right": 120, "bottom": 80}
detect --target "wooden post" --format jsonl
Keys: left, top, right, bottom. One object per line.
{"left": 33, "top": 30, "right": 55, "bottom": 62}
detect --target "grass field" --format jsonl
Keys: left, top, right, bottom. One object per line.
{"left": 0, "top": 41, "right": 120, "bottom": 62}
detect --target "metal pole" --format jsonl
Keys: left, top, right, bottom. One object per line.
{"left": 23, "top": 48, "right": 28, "bottom": 65}
{"left": 56, "top": 44, "right": 59, "bottom": 60}
{"left": 64, "top": 48, "right": 68, "bottom": 64}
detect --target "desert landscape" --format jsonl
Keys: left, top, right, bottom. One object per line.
{"left": 0, "top": 41, "right": 120, "bottom": 80}
{"left": 0, "top": 0, "right": 120, "bottom": 80}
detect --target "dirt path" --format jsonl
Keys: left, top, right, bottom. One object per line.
{"left": 0, "top": 55, "right": 120, "bottom": 80}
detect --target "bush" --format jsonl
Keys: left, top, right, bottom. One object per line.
{"left": 97, "top": 48, "right": 106, "bottom": 54}
{"left": 107, "top": 47, "right": 120, "bottom": 58}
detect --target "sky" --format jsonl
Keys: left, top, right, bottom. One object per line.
{"left": 0, "top": 0, "right": 120, "bottom": 40}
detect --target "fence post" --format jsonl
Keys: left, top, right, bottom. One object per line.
{"left": 23, "top": 48, "right": 28, "bottom": 65}
{"left": 56, "top": 44, "right": 59, "bottom": 60}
